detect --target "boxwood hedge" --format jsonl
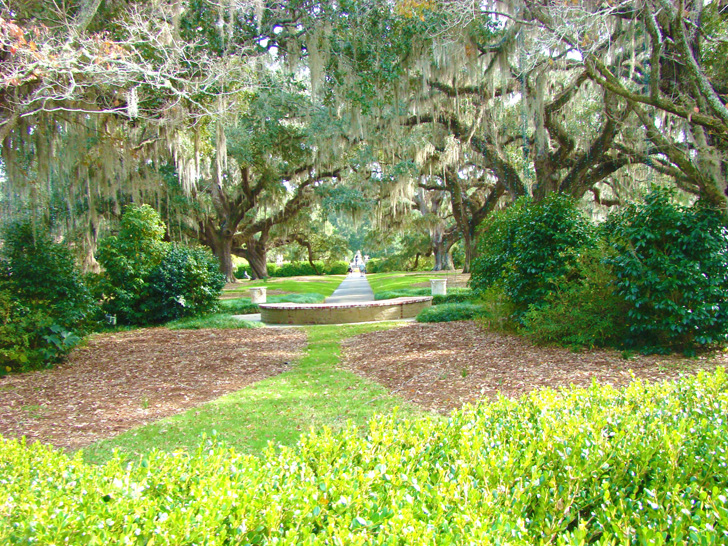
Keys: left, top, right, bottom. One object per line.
{"left": 1, "top": 369, "right": 727, "bottom": 544}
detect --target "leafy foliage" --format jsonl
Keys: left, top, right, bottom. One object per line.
{"left": 521, "top": 245, "right": 629, "bottom": 348}
{"left": 0, "top": 221, "right": 97, "bottom": 372}
{"left": 96, "top": 204, "right": 167, "bottom": 324}
{"left": 416, "top": 302, "right": 484, "bottom": 322}
{"left": 142, "top": 245, "right": 226, "bottom": 324}
{"left": 236, "top": 261, "right": 349, "bottom": 279}
{"left": 375, "top": 287, "right": 473, "bottom": 304}
{"left": 604, "top": 189, "right": 728, "bottom": 352}
{"left": 2, "top": 369, "right": 727, "bottom": 543}
{"left": 97, "top": 205, "right": 225, "bottom": 326}
{"left": 470, "top": 194, "right": 594, "bottom": 318}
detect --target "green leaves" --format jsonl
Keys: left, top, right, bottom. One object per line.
{"left": 0, "top": 221, "right": 96, "bottom": 372}
{"left": 2, "top": 369, "right": 728, "bottom": 543}
{"left": 470, "top": 194, "right": 594, "bottom": 319}
{"left": 604, "top": 188, "right": 728, "bottom": 352}
{"left": 96, "top": 205, "right": 225, "bottom": 326}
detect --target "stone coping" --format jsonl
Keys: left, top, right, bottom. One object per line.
{"left": 259, "top": 296, "right": 432, "bottom": 310}
{"left": 259, "top": 297, "right": 432, "bottom": 325}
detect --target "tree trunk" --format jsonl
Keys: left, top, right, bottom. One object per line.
{"left": 461, "top": 234, "right": 473, "bottom": 274}
{"left": 245, "top": 246, "right": 268, "bottom": 279}
{"left": 235, "top": 237, "right": 269, "bottom": 279}
{"left": 207, "top": 229, "right": 236, "bottom": 282}
{"left": 432, "top": 237, "right": 454, "bottom": 271}
{"left": 81, "top": 213, "right": 101, "bottom": 274}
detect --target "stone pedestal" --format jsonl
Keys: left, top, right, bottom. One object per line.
{"left": 250, "top": 287, "right": 267, "bottom": 304}
{"left": 430, "top": 279, "right": 447, "bottom": 296}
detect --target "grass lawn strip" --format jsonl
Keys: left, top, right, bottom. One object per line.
{"left": 82, "top": 322, "right": 425, "bottom": 464}
{"left": 0, "top": 328, "right": 306, "bottom": 453}
{"left": 222, "top": 276, "right": 345, "bottom": 297}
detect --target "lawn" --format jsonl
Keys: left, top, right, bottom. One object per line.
{"left": 82, "top": 322, "right": 426, "bottom": 465}
{"left": 366, "top": 271, "right": 463, "bottom": 294}
{"left": 222, "top": 275, "right": 345, "bottom": 297}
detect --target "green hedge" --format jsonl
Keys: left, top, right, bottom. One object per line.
{"left": 3, "top": 369, "right": 727, "bottom": 544}
{"left": 416, "top": 302, "right": 484, "bottom": 322}
{"left": 375, "top": 287, "right": 473, "bottom": 305}
{"left": 237, "top": 261, "right": 349, "bottom": 279}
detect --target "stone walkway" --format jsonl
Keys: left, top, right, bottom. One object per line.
{"left": 232, "top": 273, "right": 377, "bottom": 325}
{"left": 324, "top": 273, "right": 375, "bottom": 303}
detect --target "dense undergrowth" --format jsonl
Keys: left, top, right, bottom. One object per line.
{"left": 470, "top": 190, "right": 728, "bottom": 354}
{"left": 2, "top": 369, "right": 726, "bottom": 544}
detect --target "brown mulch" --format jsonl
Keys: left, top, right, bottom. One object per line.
{"left": 0, "top": 328, "right": 306, "bottom": 450}
{"left": 341, "top": 321, "right": 723, "bottom": 414}
{"left": 1, "top": 320, "right": 723, "bottom": 451}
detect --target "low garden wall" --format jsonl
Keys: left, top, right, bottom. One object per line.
{"left": 259, "top": 296, "right": 432, "bottom": 325}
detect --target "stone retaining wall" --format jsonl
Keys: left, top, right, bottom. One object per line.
{"left": 259, "top": 297, "right": 432, "bottom": 325}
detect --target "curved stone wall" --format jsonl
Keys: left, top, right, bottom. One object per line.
{"left": 259, "top": 297, "right": 432, "bottom": 325}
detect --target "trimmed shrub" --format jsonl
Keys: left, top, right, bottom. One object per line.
{"left": 0, "top": 222, "right": 97, "bottom": 372}
{"left": 470, "top": 194, "right": 594, "bottom": 318}
{"left": 365, "top": 255, "right": 435, "bottom": 273}
{"left": 375, "top": 287, "right": 474, "bottom": 305}
{"left": 604, "top": 189, "right": 728, "bottom": 352}
{"left": 416, "top": 302, "right": 484, "bottom": 322}
{"left": 521, "top": 245, "right": 629, "bottom": 348}
{"left": 236, "top": 261, "right": 349, "bottom": 279}
{"left": 1, "top": 369, "right": 727, "bottom": 544}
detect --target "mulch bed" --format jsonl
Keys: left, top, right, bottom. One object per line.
{"left": 340, "top": 321, "right": 722, "bottom": 414}
{"left": 0, "top": 321, "right": 722, "bottom": 451}
{"left": 0, "top": 328, "right": 306, "bottom": 450}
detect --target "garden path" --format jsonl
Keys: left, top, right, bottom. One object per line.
{"left": 324, "top": 272, "right": 375, "bottom": 303}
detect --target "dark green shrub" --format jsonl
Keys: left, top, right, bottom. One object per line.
{"left": 97, "top": 205, "right": 225, "bottom": 326}
{"left": 142, "top": 245, "right": 226, "bottom": 324}
{"left": 96, "top": 204, "right": 167, "bottom": 324}
{"left": 416, "top": 302, "right": 484, "bottom": 322}
{"left": 521, "top": 245, "right": 629, "bottom": 348}
{"left": 470, "top": 194, "right": 594, "bottom": 318}
{"left": 237, "top": 261, "right": 348, "bottom": 278}
{"left": 2, "top": 369, "right": 726, "bottom": 543}
{"left": 0, "top": 222, "right": 97, "bottom": 372}
{"left": 322, "top": 261, "right": 349, "bottom": 275}
{"left": 603, "top": 189, "right": 728, "bottom": 352}
{"left": 365, "top": 254, "right": 435, "bottom": 273}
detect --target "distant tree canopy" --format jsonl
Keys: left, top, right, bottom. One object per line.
{"left": 2, "top": 0, "right": 728, "bottom": 277}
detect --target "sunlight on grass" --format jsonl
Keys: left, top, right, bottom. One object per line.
{"left": 222, "top": 276, "right": 345, "bottom": 297}
{"left": 166, "top": 314, "right": 261, "bottom": 329}
{"left": 367, "top": 271, "right": 455, "bottom": 293}
{"left": 82, "top": 322, "right": 428, "bottom": 465}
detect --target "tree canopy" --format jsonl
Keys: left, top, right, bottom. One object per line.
{"left": 2, "top": 0, "right": 728, "bottom": 276}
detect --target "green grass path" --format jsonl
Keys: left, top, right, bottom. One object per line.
{"left": 83, "top": 322, "right": 427, "bottom": 465}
